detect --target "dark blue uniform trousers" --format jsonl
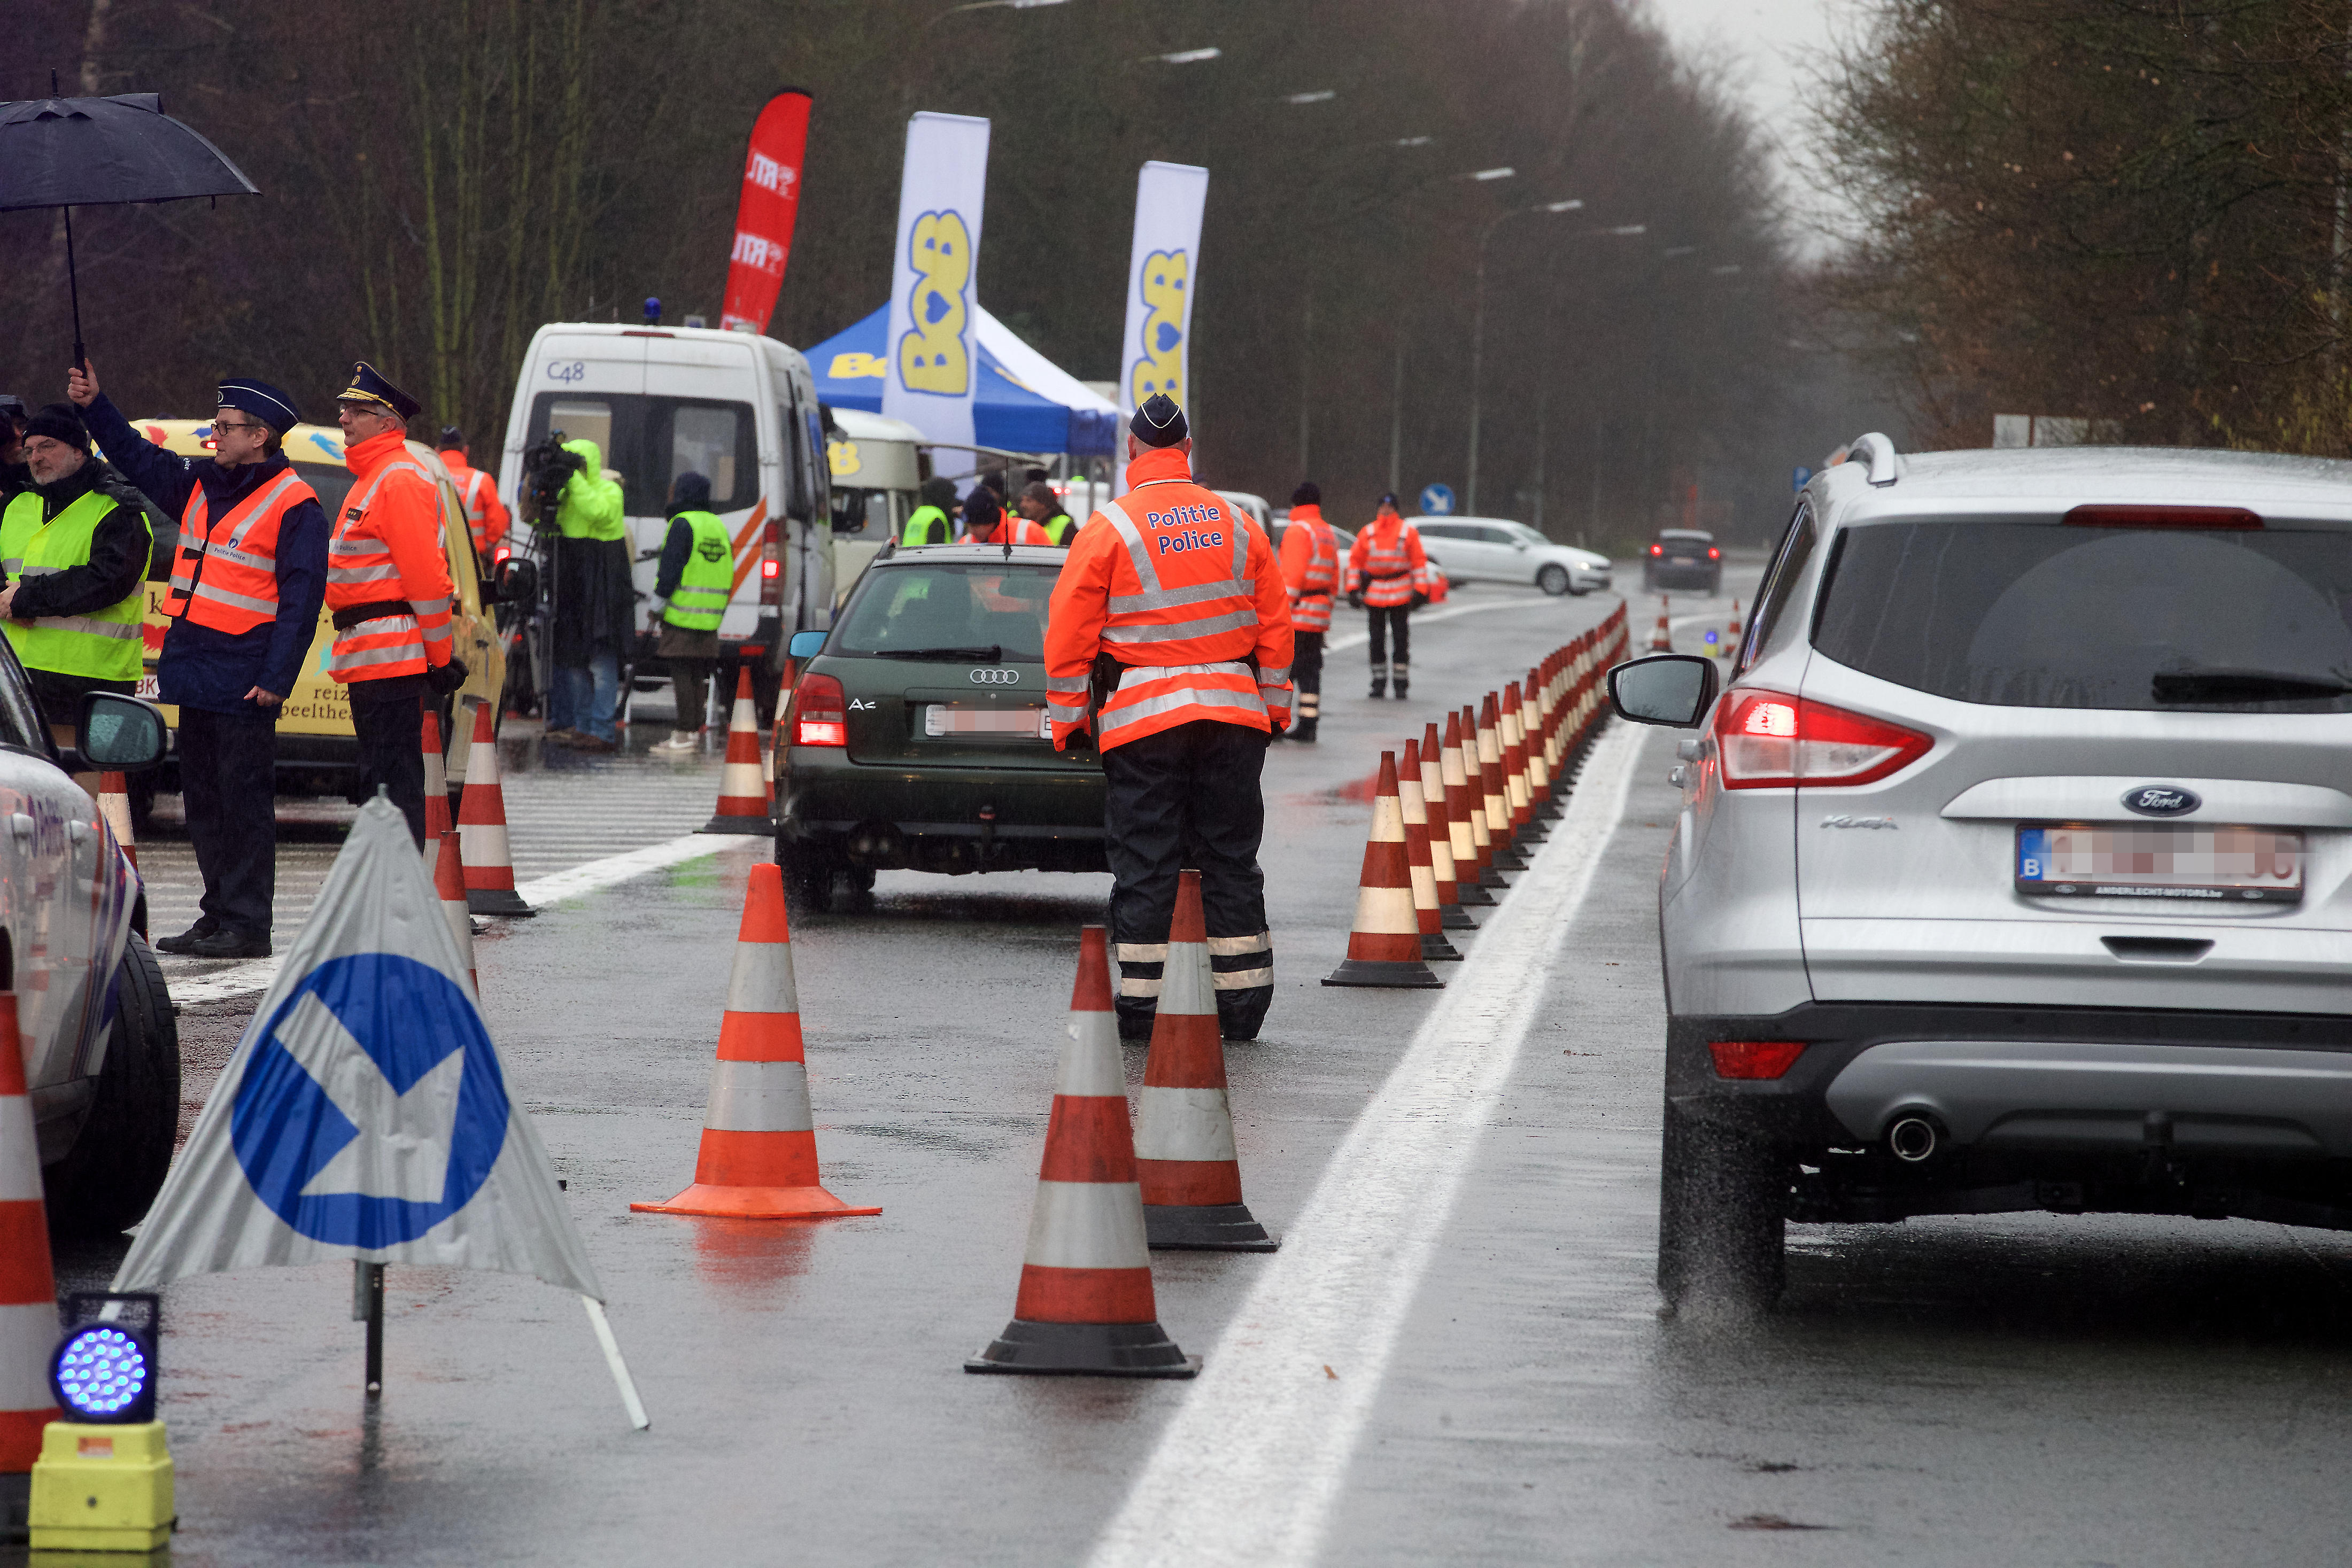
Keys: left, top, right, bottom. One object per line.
{"left": 177, "top": 705, "right": 278, "bottom": 941}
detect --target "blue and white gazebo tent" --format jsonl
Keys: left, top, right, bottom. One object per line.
{"left": 807, "top": 305, "right": 1119, "bottom": 459}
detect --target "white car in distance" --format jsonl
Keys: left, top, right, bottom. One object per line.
{"left": 1415, "top": 516, "right": 1611, "bottom": 595}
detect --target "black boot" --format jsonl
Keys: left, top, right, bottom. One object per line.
{"left": 155, "top": 919, "right": 219, "bottom": 956}
{"left": 1293, "top": 719, "right": 1318, "bottom": 743}
{"left": 1392, "top": 663, "right": 1410, "bottom": 700}
{"left": 1370, "top": 676, "right": 1388, "bottom": 699}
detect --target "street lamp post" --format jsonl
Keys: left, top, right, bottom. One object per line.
{"left": 1382, "top": 166, "right": 1510, "bottom": 499}
{"left": 1531, "top": 223, "right": 1643, "bottom": 536}
{"left": 1464, "top": 196, "right": 1580, "bottom": 515}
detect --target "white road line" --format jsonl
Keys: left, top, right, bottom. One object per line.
{"left": 164, "top": 830, "right": 759, "bottom": 1007}
{"left": 1085, "top": 717, "right": 1645, "bottom": 1568}
{"left": 1324, "top": 593, "right": 1612, "bottom": 653}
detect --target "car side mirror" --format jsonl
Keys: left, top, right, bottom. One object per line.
{"left": 492, "top": 556, "right": 539, "bottom": 608}
{"left": 788, "top": 629, "right": 829, "bottom": 661}
{"left": 73, "top": 692, "right": 167, "bottom": 773}
{"left": 1607, "top": 655, "right": 1719, "bottom": 728}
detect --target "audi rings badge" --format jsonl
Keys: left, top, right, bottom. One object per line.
{"left": 970, "top": 667, "right": 1022, "bottom": 686}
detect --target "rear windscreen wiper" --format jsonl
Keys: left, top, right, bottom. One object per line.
{"left": 2152, "top": 668, "right": 2352, "bottom": 703}
{"left": 869, "top": 645, "right": 1003, "bottom": 662}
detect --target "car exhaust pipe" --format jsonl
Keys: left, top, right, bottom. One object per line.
{"left": 1886, "top": 1111, "right": 1943, "bottom": 1165}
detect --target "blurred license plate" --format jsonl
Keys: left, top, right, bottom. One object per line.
{"left": 2016, "top": 824, "right": 2304, "bottom": 903}
{"left": 924, "top": 705, "right": 1048, "bottom": 740}
{"left": 134, "top": 675, "right": 160, "bottom": 700}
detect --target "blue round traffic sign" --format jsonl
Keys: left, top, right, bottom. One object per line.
{"left": 1419, "top": 483, "right": 1456, "bottom": 516}
{"left": 230, "top": 954, "right": 509, "bottom": 1247}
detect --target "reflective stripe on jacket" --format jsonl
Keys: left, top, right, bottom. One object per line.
{"left": 161, "top": 468, "right": 314, "bottom": 635}
{"left": 327, "top": 429, "right": 456, "bottom": 683}
{"left": 1041, "top": 445, "right": 1294, "bottom": 751}
{"left": 1279, "top": 506, "right": 1339, "bottom": 633}
{"left": 663, "top": 510, "right": 733, "bottom": 631}
{"left": 1344, "top": 514, "right": 1428, "bottom": 608}
{"left": 0, "top": 489, "right": 150, "bottom": 681}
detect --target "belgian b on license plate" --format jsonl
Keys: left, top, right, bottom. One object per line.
{"left": 2015, "top": 824, "right": 2304, "bottom": 903}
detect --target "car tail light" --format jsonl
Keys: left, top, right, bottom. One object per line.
{"left": 493, "top": 546, "right": 511, "bottom": 566}
{"left": 1707, "top": 546, "right": 1721, "bottom": 560}
{"left": 759, "top": 518, "right": 783, "bottom": 606}
{"left": 1709, "top": 1041, "right": 1806, "bottom": 1079}
{"left": 791, "top": 672, "right": 847, "bottom": 747}
{"left": 1649, "top": 543, "right": 1664, "bottom": 556}
{"left": 1714, "top": 690, "right": 1932, "bottom": 789}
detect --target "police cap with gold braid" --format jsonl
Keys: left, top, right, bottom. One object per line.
{"left": 1129, "top": 392, "right": 1188, "bottom": 448}
{"left": 337, "top": 360, "right": 420, "bottom": 422}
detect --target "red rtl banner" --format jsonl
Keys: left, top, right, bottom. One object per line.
{"left": 719, "top": 89, "right": 814, "bottom": 335}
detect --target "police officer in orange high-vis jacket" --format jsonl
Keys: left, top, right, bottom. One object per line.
{"left": 1045, "top": 394, "right": 1294, "bottom": 1042}
{"left": 437, "top": 425, "right": 509, "bottom": 559}
{"left": 1275, "top": 480, "right": 1337, "bottom": 743}
{"left": 330, "top": 362, "right": 459, "bottom": 850}
{"left": 1344, "top": 491, "right": 1430, "bottom": 699}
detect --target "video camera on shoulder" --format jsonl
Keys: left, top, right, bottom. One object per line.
{"left": 520, "top": 429, "right": 582, "bottom": 522}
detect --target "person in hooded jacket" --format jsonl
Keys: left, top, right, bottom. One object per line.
{"left": 69, "top": 361, "right": 328, "bottom": 958}
{"left": 900, "top": 475, "right": 960, "bottom": 547}
{"left": 646, "top": 470, "right": 729, "bottom": 754}
{"left": 0, "top": 398, "right": 28, "bottom": 515}
{"left": 543, "top": 436, "right": 631, "bottom": 752}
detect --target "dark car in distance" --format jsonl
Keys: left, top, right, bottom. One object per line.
{"left": 1643, "top": 528, "right": 1722, "bottom": 595}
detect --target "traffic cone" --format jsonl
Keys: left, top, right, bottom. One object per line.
{"left": 95, "top": 772, "right": 135, "bottom": 873}
{"left": 1443, "top": 710, "right": 1498, "bottom": 905}
{"left": 457, "top": 702, "right": 533, "bottom": 917}
{"left": 1139, "top": 873, "right": 1277, "bottom": 1249}
{"left": 1419, "top": 722, "right": 1475, "bottom": 930}
{"left": 1478, "top": 696, "right": 1527, "bottom": 874}
{"left": 0, "top": 996, "right": 59, "bottom": 1471}
{"left": 1514, "top": 675, "right": 1549, "bottom": 843}
{"left": 1649, "top": 594, "right": 1673, "bottom": 652}
{"left": 634, "top": 863, "right": 880, "bottom": 1221}
{"left": 420, "top": 703, "right": 452, "bottom": 876}
{"left": 702, "top": 668, "right": 770, "bottom": 835}
{"left": 1324, "top": 753, "right": 1443, "bottom": 989}
{"left": 1500, "top": 680, "right": 1534, "bottom": 838}
{"left": 1398, "top": 739, "right": 1461, "bottom": 962}
{"left": 968, "top": 926, "right": 1200, "bottom": 1377}
{"left": 435, "top": 828, "right": 477, "bottom": 999}
{"left": 1722, "top": 599, "right": 1743, "bottom": 659}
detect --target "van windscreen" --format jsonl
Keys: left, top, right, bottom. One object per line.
{"left": 1814, "top": 519, "right": 2352, "bottom": 711}
{"left": 528, "top": 393, "right": 759, "bottom": 514}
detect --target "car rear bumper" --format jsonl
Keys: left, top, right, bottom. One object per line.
{"left": 778, "top": 750, "right": 1108, "bottom": 872}
{"left": 1644, "top": 562, "right": 1717, "bottom": 587}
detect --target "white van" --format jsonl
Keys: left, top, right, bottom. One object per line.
{"left": 825, "top": 407, "right": 923, "bottom": 604}
{"left": 498, "top": 322, "right": 834, "bottom": 686}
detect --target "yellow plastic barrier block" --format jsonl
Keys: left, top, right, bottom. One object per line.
{"left": 27, "top": 1421, "right": 174, "bottom": 1552}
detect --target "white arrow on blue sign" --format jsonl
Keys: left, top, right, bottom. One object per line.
{"left": 1419, "top": 483, "right": 1456, "bottom": 516}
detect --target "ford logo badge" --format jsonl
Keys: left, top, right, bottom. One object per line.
{"left": 2122, "top": 785, "right": 2200, "bottom": 817}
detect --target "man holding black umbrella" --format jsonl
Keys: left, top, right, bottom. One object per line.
{"left": 69, "top": 360, "right": 328, "bottom": 959}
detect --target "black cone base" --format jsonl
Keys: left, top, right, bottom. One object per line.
{"left": 1456, "top": 881, "right": 1499, "bottom": 906}
{"left": 467, "top": 888, "right": 536, "bottom": 917}
{"left": 1519, "top": 820, "right": 1551, "bottom": 842}
{"left": 701, "top": 814, "right": 773, "bottom": 836}
{"left": 966, "top": 1318, "right": 1201, "bottom": 1377}
{"left": 1324, "top": 956, "right": 1444, "bottom": 989}
{"left": 1147, "top": 1201, "right": 1280, "bottom": 1251}
{"left": 1490, "top": 846, "right": 1530, "bottom": 871}
{"left": 1421, "top": 930, "right": 1464, "bottom": 961}
{"left": 1477, "top": 866, "right": 1513, "bottom": 889}
{"left": 1440, "top": 902, "right": 1477, "bottom": 930}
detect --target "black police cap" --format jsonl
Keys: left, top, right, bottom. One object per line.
{"left": 1129, "top": 393, "right": 1188, "bottom": 448}
{"left": 217, "top": 378, "right": 303, "bottom": 435}
{"left": 338, "top": 360, "right": 420, "bottom": 422}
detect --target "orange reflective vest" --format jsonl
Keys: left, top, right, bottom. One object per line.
{"left": 1345, "top": 514, "right": 1429, "bottom": 608}
{"left": 1278, "top": 506, "right": 1339, "bottom": 634}
{"left": 160, "top": 467, "right": 315, "bottom": 635}
{"left": 1043, "top": 445, "right": 1295, "bottom": 751}
{"left": 957, "top": 517, "right": 1054, "bottom": 546}
{"left": 439, "top": 452, "right": 510, "bottom": 555}
{"left": 327, "top": 429, "right": 457, "bottom": 683}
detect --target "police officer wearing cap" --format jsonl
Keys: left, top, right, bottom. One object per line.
{"left": 71, "top": 360, "right": 330, "bottom": 958}
{"left": 1043, "top": 394, "right": 1294, "bottom": 1041}
{"left": 329, "top": 362, "right": 460, "bottom": 848}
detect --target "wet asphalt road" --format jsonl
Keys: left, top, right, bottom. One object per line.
{"left": 33, "top": 562, "right": 2352, "bottom": 1566}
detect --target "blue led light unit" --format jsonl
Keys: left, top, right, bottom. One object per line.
{"left": 48, "top": 1293, "right": 159, "bottom": 1425}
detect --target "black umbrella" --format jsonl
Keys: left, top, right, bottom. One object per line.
{"left": 0, "top": 80, "right": 258, "bottom": 367}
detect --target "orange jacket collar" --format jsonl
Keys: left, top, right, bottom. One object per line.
{"left": 345, "top": 426, "right": 411, "bottom": 477}
{"left": 1127, "top": 445, "right": 1192, "bottom": 486}
{"left": 1290, "top": 504, "right": 1324, "bottom": 524}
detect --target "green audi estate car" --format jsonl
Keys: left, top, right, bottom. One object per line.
{"left": 776, "top": 544, "right": 1107, "bottom": 909}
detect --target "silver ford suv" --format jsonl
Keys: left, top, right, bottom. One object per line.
{"left": 1610, "top": 434, "right": 2352, "bottom": 1312}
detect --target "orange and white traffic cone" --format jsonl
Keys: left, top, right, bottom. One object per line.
{"left": 1649, "top": 594, "right": 1674, "bottom": 652}
{"left": 457, "top": 702, "right": 533, "bottom": 917}
{"left": 633, "top": 862, "right": 879, "bottom": 1220}
{"left": 1324, "top": 752, "right": 1444, "bottom": 990}
{"left": 435, "top": 828, "right": 477, "bottom": 999}
{"left": 1722, "top": 599, "right": 1742, "bottom": 660}
{"left": 1419, "top": 721, "right": 1476, "bottom": 930}
{"left": 95, "top": 772, "right": 135, "bottom": 873}
{"left": 1511, "top": 677, "right": 1548, "bottom": 844}
{"left": 1500, "top": 680, "right": 1535, "bottom": 840}
{"left": 1139, "top": 873, "right": 1277, "bottom": 1250}
{"left": 0, "top": 997, "right": 59, "bottom": 1472}
{"left": 1444, "top": 710, "right": 1498, "bottom": 905}
{"left": 1479, "top": 696, "right": 1527, "bottom": 874}
{"left": 968, "top": 926, "right": 1200, "bottom": 1376}
{"left": 702, "top": 668, "right": 770, "bottom": 835}
{"left": 420, "top": 703, "right": 452, "bottom": 877}
{"left": 1399, "top": 739, "right": 1461, "bottom": 962}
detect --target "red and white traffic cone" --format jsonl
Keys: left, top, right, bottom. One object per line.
{"left": 0, "top": 996, "right": 59, "bottom": 1471}
{"left": 1399, "top": 738, "right": 1461, "bottom": 962}
{"left": 1139, "top": 872, "right": 1276, "bottom": 1251}
{"left": 95, "top": 772, "right": 135, "bottom": 873}
{"left": 1477, "top": 697, "right": 1526, "bottom": 875}
{"left": 1522, "top": 667, "right": 1552, "bottom": 822}
{"left": 1443, "top": 710, "right": 1497, "bottom": 906}
{"left": 457, "top": 702, "right": 533, "bottom": 917}
{"left": 1649, "top": 594, "right": 1674, "bottom": 652}
{"left": 1420, "top": 721, "right": 1476, "bottom": 930}
{"left": 435, "top": 828, "right": 477, "bottom": 999}
{"left": 633, "top": 863, "right": 879, "bottom": 1220}
{"left": 1509, "top": 679, "right": 1547, "bottom": 845}
{"left": 968, "top": 926, "right": 1200, "bottom": 1377}
{"left": 1722, "top": 599, "right": 1742, "bottom": 660}
{"left": 702, "top": 669, "right": 770, "bottom": 835}
{"left": 1324, "top": 752, "right": 1443, "bottom": 989}
{"left": 420, "top": 703, "right": 453, "bottom": 877}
